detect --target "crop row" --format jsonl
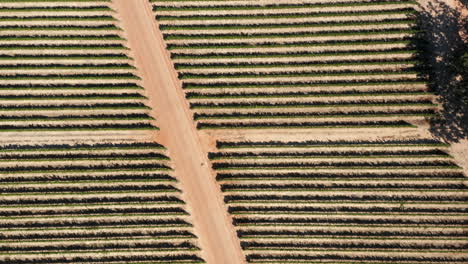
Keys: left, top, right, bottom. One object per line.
{"left": 183, "top": 80, "right": 426, "bottom": 90}
{"left": 0, "top": 92, "right": 143, "bottom": 99}
{"left": 0, "top": 63, "right": 134, "bottom": 69}
{"left": 0, "top": 0, "right": 110, "bottom": 2}
{"left": 153, "top": 1, "right": 418, "bottom": 11}
{"left": 0, "top": 141, "right": 164, "bottom": 150}
{"left": 216, "top": 139, "right": 447, "bottom": 148}
{"left": 0, "top": 25, "right": 119, "bottom": 30}
{"left": 0, "top": 172, "right": 174, "bottom": 183}
{"left": 213, "top": 160, "right": 458, "bottom": 169}
{"left": 0, "top": 6, "right": 111, "bottom": 11}
{"left": 193, "top": 110, "right": 435, "bottom": 121}
{"left": 0, "top": 15, "right": 114, "bottom": 21}
{"left": 244, "top": 254, "right": 467, "bottom": 263}
{"left": 209, "top": 149, "right": 448, "bottom": 159}
{"left": 0, "top": 54, "right": 129, "bottom": 59}
{"left": 0, "top": 83, "right": 141, "bottom": 89}
{"left": 229, "top": 204, "right": 466, "bottom": 213}
{"left": 0, "top": 195, "right": 184, "bottom": 206}
{"left": 0, "top": 115, "right": 150, "bottom": 121}
{"left": 189, "top": 90, "right": 430, "bottom": 97}
{"left": 166, "top": 30, "right": 419, "bottom": 40}
{"left": 176, "top": 59, "right": 418, "bottom": 69}
{"left": 225, "top": 193, "right": 466, "bottom": 203}
{"left": 160, "top": 20, "right": 416, "bottom": 31}
{"left": 0, "top": 229, "right": 194, "bottom": 240}
{"left": 197, "top": 121, "right": 415, "bottom": 129}
{"left": 157, "top": 9, "right": 417, "bottom": 21}
{"left": 172, "top": 50, "right": 418, "bottom": 60}
{"left": 217, "top": 171, "right": 464, "bottom": 180}
{"left": 0, "top": 124, "right": 156, "bottom": 131}
{"left": 222, "top": 182, "right": 466, "bottom": 191}
{"left": 0, "top": 255, "right": 204, "bottom": 264}
{"left": 237, "top": 228, "right": 466, "bottom": 238}
{"left": 240, "top": 240, "right": 465, "bottom": 250}
{"left": 190, "top": 99, "right": 435, "bottom": 108}
{"left": 0, "top": 102, "right": 149, "bottom": 110}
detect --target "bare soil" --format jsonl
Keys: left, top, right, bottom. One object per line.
{"left": 112, "top": 0, "right": 246, "bottom": 263}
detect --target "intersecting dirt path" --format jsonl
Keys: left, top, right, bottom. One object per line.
{"left": 112, "top": 0, "right": 246, "bottom": 263}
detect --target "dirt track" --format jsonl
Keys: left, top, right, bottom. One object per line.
{"left": 112, "top": 0, "right": 245, "bottom": 263}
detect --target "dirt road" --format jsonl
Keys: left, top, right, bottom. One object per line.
{"left": 112, "top": 0, "right": 246, "bottom": 263}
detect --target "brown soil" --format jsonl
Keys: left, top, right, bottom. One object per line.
{"left": 112, "top": 0, "right": 246, "bottom": 263}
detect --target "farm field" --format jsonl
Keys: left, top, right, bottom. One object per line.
{"left": 0, "top": 141, "right": 204, "bottom": 264}
{"left": 209, "top": 139, "right": 467, "bottom": 263}
{"left": 1, "top": 0, "right": 467, "bottom": 263}
{"left": 0, "top": 0, "right": 156, "bottom": 134}
{"left": 150, "top": 0, "right": 438, "bottom": 130}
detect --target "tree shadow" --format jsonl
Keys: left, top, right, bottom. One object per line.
{"left": 417, "top": 0, "right": 468, "bottom": 142}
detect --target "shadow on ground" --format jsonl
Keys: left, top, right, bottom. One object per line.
{"left": 417, "top": 0, "right": 468, "bottom": 142}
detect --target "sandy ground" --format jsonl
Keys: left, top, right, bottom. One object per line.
{"left": 450, "top": 139, "right": 468, "bottom": 175}
{"left": 112, "top": 1, "right": 246, "bottom": 263}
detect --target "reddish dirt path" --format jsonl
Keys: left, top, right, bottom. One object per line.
{"left": 112, "top": 0, "right": 246, "bottom": 263}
